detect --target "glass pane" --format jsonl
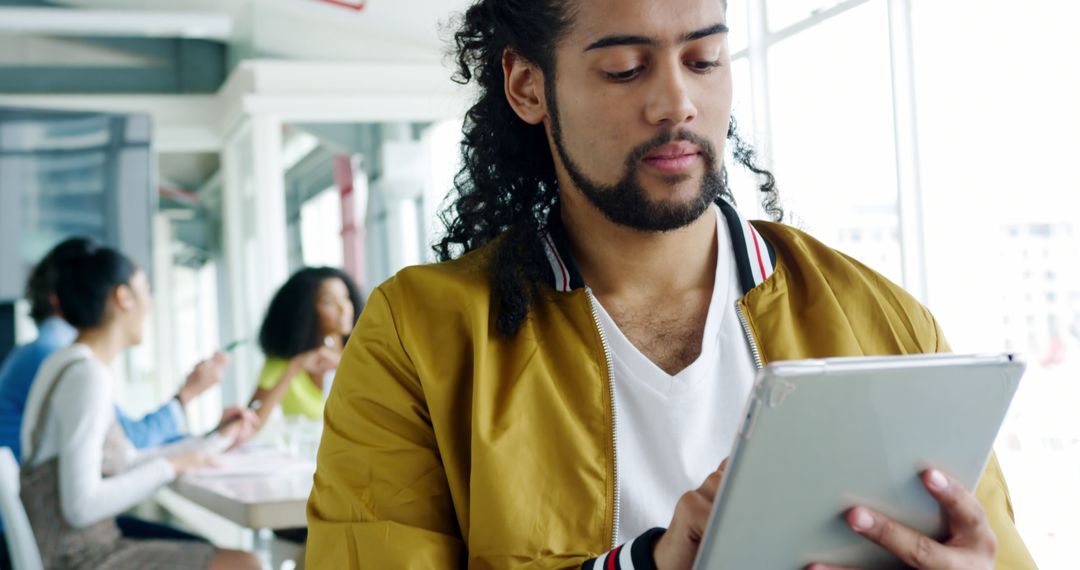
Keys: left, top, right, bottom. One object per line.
{"left": 913, "top": 2, "right": 1080, "bottom": 566}
{"left": 767, "top": 0, "right": 901, "bottom": 283}
{"left": 726, "top": 57, "right": 766, "bottom": 219}
{"left": 0, "top": 109, "right": 152, "bottom": 301}
{"left": 726, "top": 0, "right": 749, "bottom": 55}
{"left": 21, "top": 151, "right": 110, "bottom": 244}
{"left": 731, "top": 57, "right": 754, "bottom": 131}
{"left": 767, "top": 0, "right": 852, "bottom": 32}
{"left": 301, "top": 187, "right": 345, "bottom": 268}
{"left": 0, "top": 114, "right": 113, "bottom": 260}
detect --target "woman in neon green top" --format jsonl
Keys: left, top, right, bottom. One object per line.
{"left": 249, "top": 267, "right": 363, "bottom": 423}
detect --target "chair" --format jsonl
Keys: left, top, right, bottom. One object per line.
{"left": 0, "top": 447, "right": 43, "bottom": 570}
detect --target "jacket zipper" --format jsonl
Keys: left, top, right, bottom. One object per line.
{"left": 586, "top": 288, "right": 620, "bottom": 549}
{"left": 735, "top": 301, "right": 764, "bottom": 370}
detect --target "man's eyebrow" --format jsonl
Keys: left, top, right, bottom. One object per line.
{"left": 583, "top": 23, "right": 730, "bottom": 52}
{"left": 682, "top": 23, "right": 729, "bottom": 43}
{"left": 584, "top": 35, "right": 655, "bottom": 52}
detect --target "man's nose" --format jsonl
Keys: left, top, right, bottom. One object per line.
{"left": 645, "top": 61, "right": 698, "bottom": 128}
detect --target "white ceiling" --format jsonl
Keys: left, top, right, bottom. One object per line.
{"left": 46, "top": 0, "right": 477, "bottom": 61}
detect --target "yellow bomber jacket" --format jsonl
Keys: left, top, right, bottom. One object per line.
{"left": 307, "top": 201, "right": 1036, "bottom": 569}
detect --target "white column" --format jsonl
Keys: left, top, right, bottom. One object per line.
{"left": 150, "top": 214, "right": 178, "bottom": 409}
{"left": 250, "top": 115, "right": 290, "bottom": 307}
{"left": 221, "top": 121, "right": 252, "bottom": 405}
{"left": 220, "top": 115, "right": 289, "bottom": 403}
{"left": 378, "top": 123, "right": 426, "bottom": 274}
{"left": 887, "top": 0, "right": 928, "bottom": 304}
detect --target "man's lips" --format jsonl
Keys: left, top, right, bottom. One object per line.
{"left": 642, "top": 143, "right": 703, "bottom": 174}
{"left": 644, "top": 142, "right": 702, "bottom": 159}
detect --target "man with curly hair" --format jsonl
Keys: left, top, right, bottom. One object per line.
{"left": 307, "top": 1, "right": 1035, "bottom": 568}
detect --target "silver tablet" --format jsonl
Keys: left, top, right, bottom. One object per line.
{"left": 693, "top": 353, "right": 1024, "bottom": 570}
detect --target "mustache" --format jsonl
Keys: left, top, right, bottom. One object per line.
{"left": 625, "top": 130, "right": 719, "bottom": 169}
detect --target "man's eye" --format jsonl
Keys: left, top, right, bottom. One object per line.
{"left": 688, "top": 60, "right": 722, "bottom": 72}
{"left": 605, "top": 66, "right": 644, "bottom": 81}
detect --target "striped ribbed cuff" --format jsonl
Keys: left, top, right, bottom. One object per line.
{"left": 581, "top": 527, "right": 665, "bottom": 570}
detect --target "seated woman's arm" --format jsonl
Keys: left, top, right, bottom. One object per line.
{"left": 249, "top": 357, "right": 303, "bottom": 427}
{"left": 55, "top": 365, "right": 175, "bottom": 529}
{"left": 248, "top": 348, "right": 336, "bottom": 428}
{"left": 130, "top": 432, "right": 232, "bottom": 464}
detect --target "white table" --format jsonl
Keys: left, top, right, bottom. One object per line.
{"left": 168, "top": 450, "right": 315, "bottom": 530}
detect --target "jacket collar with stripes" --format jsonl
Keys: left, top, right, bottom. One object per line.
{"left": 541, "top": 199, "right": 777, "bottom": 296}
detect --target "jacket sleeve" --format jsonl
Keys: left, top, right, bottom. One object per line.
{"left": 930, "top": 315, "right": 1037, "bottom": 570}
{"left": 578, "top": 528, "right": 664, "bottom": 570}
{"left": 306, "top": 286, "right": 465, "bottom": 569}
{"left": 114, "top": 399, "right": 186, "bottom": 449}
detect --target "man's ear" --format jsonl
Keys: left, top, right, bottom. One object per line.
{"left": 503, "top": 49, "right": 548, "bottom": 125}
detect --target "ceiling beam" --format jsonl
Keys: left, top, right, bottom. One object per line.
{"left": 0, "top": 7, "right": 232, "bottom": 40}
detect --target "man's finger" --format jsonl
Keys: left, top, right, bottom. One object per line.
{"left": 922, "top": 469, "right": 987, "bottom": 542}
{"left": 697, "top": 469, "right": 724, "bottom": 502}
{"left": 845, "top": 507, "right": 958, "bottom": 569}
{"left": 694, "top": 458, "right": 731, "bottom": 504}
{"left": 672, "top": 490, "right": 713, "bottom": 541}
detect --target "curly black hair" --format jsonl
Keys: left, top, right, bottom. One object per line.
{"left": 258, "top": 267, "right": 365, "bottom": 359}
{"left": 437, "top": 0, "right": 782, "bottom": 336}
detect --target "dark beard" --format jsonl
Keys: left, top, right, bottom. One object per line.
{"left": 549, "top": 97, "right": 723, "bottom": 232}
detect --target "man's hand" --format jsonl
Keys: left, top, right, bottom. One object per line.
{"left": 652, "top": 459, "right": 729, "bottom": 570}
{"left": 808, "top": 469, "right": 998, "bottom": 570}
{"left": 177, "top": 351, "right": 229, "bottom": 406}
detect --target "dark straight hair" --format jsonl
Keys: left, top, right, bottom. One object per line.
{"left": 25, "top": 236, "right": 97, "bottom": 325}
{"left": 54, "top": 242, "right": 138, "bottom": 329}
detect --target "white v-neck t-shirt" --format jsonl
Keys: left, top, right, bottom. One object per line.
{"left": 592, "top": 205, "right": 759, "bottom": 544}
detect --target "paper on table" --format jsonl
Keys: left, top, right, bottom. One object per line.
{"left": 185, "top": 448, "right": 315, "bottom": 478}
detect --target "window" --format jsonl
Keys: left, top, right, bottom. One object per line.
{"left": 726, "top": 56, "right": 767, "bottom": 218}
{"left": 729, "top": 1, "right": 1079, "bottom": 564}
{"left": 726, "top": 0, "right": 749, "bottom": 55}
{"left": 913, "top": 2, "right": 1080, "bottom": 563}
{"left": 300, "top": 187, "right": 345, "bottom": 268}
{"left": 767, "top": 0, "right": 902, "bottom": 284}
{"left": 767, "top": 0, "right": 852, "bottom": 32}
